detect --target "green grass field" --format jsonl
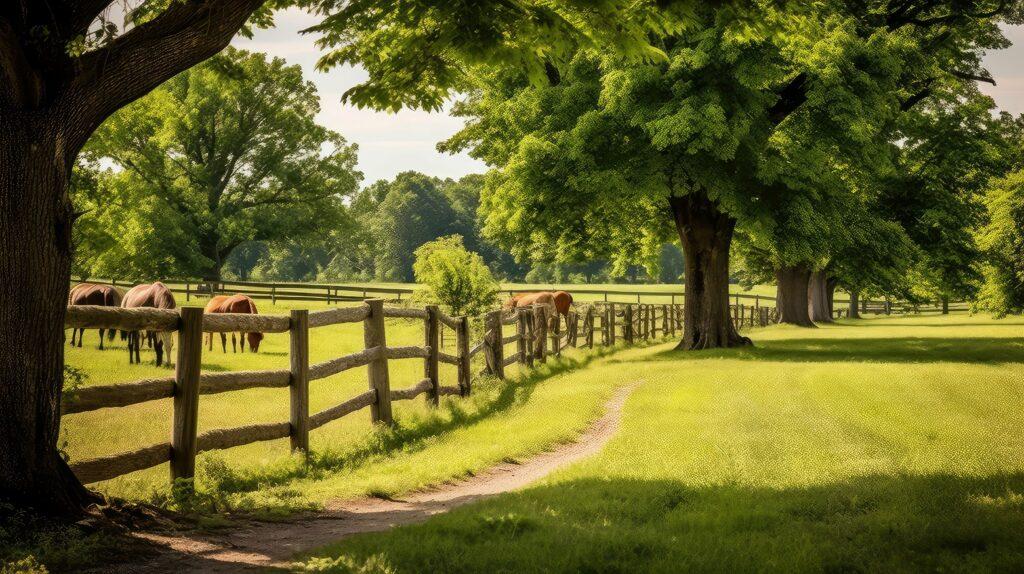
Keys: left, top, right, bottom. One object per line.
{"left": 296, "top": 313, "right": 1024, "bottom": 572}
{"left": 62, "top": 299, "right": 640, "bottom": 513}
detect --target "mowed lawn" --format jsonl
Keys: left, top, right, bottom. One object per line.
{"left": 300, "top": 314, "right": 1024, "bottom": 573}
{"left": 61, "top": 300, "right": 635, "bottom": 513}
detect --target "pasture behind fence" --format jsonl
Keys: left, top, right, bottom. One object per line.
{"left": 68, "top": 299, "right": 779, "bottom": 487}
{"left": 73, "top": 276, "right": 959, "bottom": 315}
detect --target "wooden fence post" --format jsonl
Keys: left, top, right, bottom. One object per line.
{"left": 185, "top": 282, "right": 191, "bottom": 301}
{"left": 551, "top": 312, "right": 561, "bottom": 357}
{"left": 289, "top": 309, "right": 310, "bottom": 453}
{"left": 516, "top": 308, "right": 529, "bottom": 367}
{"left": 364, "top": 299, "right": 393, "bottom": 425}
{"left": 624, "top": 304, "right": 634, "bottom": 345}
{"left": 484, "top": 310, "right": 504, "bottom": 379}
{"left": 522, "top": 308, "right": 535, "bottom": 368}
{"left": 571, "top": 311, "right": 580, "bottom": 347}
{"left": 457, "top": 316, "right": 472, "bottom": 396}
{"left": 535, "top": 306, "right": 548, "bottom": 363}
{"left": 425, "top": 305, "right": 440, "bottom": 406}
{"left": 662, "top": 304, "right": 669, "bottom": 337}
{"left": 585, "top": 306, "right": 594, "bottom": 348}
{"left": 608, "top": 303, "right": 617, "bottom": 346}
{"left": 171, "top": 307, "right": 203, "bottom": 482}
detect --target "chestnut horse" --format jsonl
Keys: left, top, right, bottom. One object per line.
{"left": 121, "top": 282, "right": 176, "bottom": 366}
{"left": 204, "top": 294, "right": 263, "bottom": 353}
{"left": 503, "top": 291, "right": 574, "bottom": 317}
{"left": 504, "top": 291, "right": 559, "bottom": 327}
{"left": 68, "top": 283, "right": 122, "bottom": 349}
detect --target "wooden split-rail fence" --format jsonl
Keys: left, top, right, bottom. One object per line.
{"left": 60, "top": 298, "right": 791, "bottom": 487}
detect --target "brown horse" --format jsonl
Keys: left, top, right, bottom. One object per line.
{"left": 504, "top": 292, "right": 558, "bottom": 325}
{"left": 204, "top": 294, "right": 263, "bottom": 353}
{"left": 552, "top": 291, "right": 574, "bottom": 317}
{"left": 68, "top": 283, "right": 122, "bottom": 349}
{"left": 504, "top": 291, "right": 574, "bottom": 317}
{"left": 121, "top": 282, "right": 176, "bottom": 366}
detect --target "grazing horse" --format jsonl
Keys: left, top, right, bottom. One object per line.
{"left": 203, "top": 294, "right": 263, "bottom": 353}
{"left": 551, "top": 291, "right": 574, "bottom": 318}
{"left": 121, "top": 282, "right": 176, "bottom": 366}
{"left": 503, "top": 291, "right": 574, "bottom": 318}
{"left": 68, "top": 283, "right": 122, "bottom": 349}
{"left": 504, "top": 292, "right": 559, "bottom": 327}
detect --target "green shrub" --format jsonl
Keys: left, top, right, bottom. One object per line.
{"left": 975, "top": 170, "right": 1024, "bottom": 317}
{"left": 412, "top": 235, "right": 498, "bottom": 316}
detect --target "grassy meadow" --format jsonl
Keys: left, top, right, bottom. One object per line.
{"left": 298, "top": 313, "right": 1024, "bottom": 572}
{"left": 62, "top": 298, "right": 646, "bottom": 514}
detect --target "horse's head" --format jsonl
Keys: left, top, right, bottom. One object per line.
{"left": 247, "top": 332, "right": 264, "bottom": 353}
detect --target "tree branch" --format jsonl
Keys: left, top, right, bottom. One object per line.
{"left": 767, "top": 72, "right": 808, "bottom": 127}
{"left": 900, "top": 78, "right": 936, "bottom": 111}
{"left": 62, "top": 0, "right": 265, "bottom": 155}
{"left": 949, "top": 69, "right": 996, "bottom": 85}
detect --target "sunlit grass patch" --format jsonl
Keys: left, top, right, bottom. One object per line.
{"left": 300, "top": 313, "right": 1024, "bottom": 573}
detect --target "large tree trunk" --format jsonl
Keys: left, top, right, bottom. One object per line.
{"left": 0, "top": 117, "right": 99, "bottom": 514}
{"left": 776, "top": 265, "right": 816, "bottom": 327}
{"left": 669, "top": 195, "right": 751, "bottom": 350}
{"left": 198, "top": 234, "right": 224, "bottom": 281}
{"left": 941, "top": 295, "right": 949, "bottom": 315}
{"left": 848, "top": 290, "right": 861, "bottom": 319}
{"left": 807, "top": 270, "right": 833, "bottom": 323}
{"left": 0, "top": 0, "right": 265, "bottom": 517}
{"left": 826, "top": 277, "right": 838, "bottom": 317}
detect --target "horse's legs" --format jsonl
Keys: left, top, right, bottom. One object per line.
{"left": 207, "top": 332, "right": 212, "bottom": 352}
{"left": 127, "top": 332, "right": 136, "bottom": 364}
{"left": 69, "top": 328, "right": 76, "bottom": 346}
{"left": 231, "top": 333, "right": 237, "bottom": 353}
{"left": 98, "top": 329, "right": 104, "bottom": 351}
{"left": 155, "top": 339, "right": 163, "bottom": 367}
{"left": 220, "top": 332, "right": 227, "bottom": 353}
{"left": 76, "top": 328, "right": 84, "bottom": 348}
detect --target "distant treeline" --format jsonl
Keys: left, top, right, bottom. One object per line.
{"left": 222, "top": 172, "right": 686, "bottom": 285}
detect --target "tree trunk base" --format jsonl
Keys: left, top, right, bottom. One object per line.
{"left": 670, "top": 195, "right": 751, "bottom": 350}
{"left": 674, "top": 332, "right": 752, "bottom": 351}
{"left": 776, "top": 264, "right": 816, "bottom": 327}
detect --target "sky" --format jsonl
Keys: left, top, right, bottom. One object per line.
{"left": 232, "top": 9, "right": 485, "bottom": 186}
{"left": 234, "top": 10, "right": 1024, "bottom": 185}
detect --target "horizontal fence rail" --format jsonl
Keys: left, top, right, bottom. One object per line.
{"left": 73, "top": 276, "right": 957, "bottom": 314}
{"left": 60, "top": 287, "right": 952, "bottom": 486}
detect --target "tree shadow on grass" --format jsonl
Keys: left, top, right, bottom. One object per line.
{"left": 304, "top": 471, "right": 1024, "bottom": 573}
{"left": 196, "top": 345, "right": 624, "bottom": 502}
{"left": 623, "top": 336, "right": 1024, "bottom": 366}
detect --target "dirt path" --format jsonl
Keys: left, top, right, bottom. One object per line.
{"left": 111, "top": 383, "right": 640, "bottom": 573}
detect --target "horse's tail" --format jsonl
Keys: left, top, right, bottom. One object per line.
{"left": 108, "top": 328, "right": 116, "bottom": 341}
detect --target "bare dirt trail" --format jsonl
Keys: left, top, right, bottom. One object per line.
{"left": 110, "top": 382, "right": 640, "bottom": 573}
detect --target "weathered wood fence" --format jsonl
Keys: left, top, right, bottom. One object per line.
{"left": 68, "top": 299, "right": 784, "bottom": 486}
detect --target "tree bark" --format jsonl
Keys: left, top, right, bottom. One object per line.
{"left": 0, "top": 115, "right": 100, "bottom": 514}
{"left": 826, "top": 277, "right": 838, "bottom": 317}
{"left": 848, "top": 290, "right": 861, "bottom": 319}
{"left": 669, "top": 195, "right": 751, "bottom": 350}
{"left": 0, "top": 0, "right": 265, "bottom": 516}
{"left": 807, "top": 270, "right": 833, "bottom": 323}
{"left": 776, "top": 264, "right": 816, "bottom": 327}
{"left": 941, "top": 295, "right": 949, "bottom": 314}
